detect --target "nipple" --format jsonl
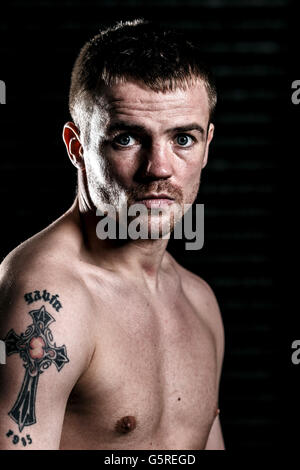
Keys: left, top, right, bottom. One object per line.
{"left": 115, "top": 415, "right": 137, "bottom": 434}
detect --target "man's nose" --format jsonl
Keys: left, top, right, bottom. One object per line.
{"left": 138, "top": 143, "right": 173, "bottom": 180}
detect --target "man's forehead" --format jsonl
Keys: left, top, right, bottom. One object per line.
{"left": 94, "top": 79, "right": 210, "bottom": 125}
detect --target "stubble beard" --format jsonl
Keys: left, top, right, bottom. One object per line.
{"left": 86, "top": 159, "right": 201, "bottom": 241}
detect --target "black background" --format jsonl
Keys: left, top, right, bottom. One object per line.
{"left": 0, "top": 0, "right": 298, "bottom": 451}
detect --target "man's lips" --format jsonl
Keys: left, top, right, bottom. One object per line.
{"left": 136, "top": 193, "right": 175, "bottom": 200}
{"left": 134, "top": 194, "right": 175, "bottom": 208}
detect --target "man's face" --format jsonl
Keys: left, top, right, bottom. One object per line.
{"left": 82, "top": 79, "right": 214, "bottom": 236}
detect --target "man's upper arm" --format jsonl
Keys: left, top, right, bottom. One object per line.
{"left": 200, "top": 279, "right": 225, "bottom": 450}
{"left": 0, "top": 265, "right": 90, "bottom": 449}
{"left": 189, "top": 274, "right": 225, "bottom": 450}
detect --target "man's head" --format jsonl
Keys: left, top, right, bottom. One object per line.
{"left": 63, "top": 19, "right": 217, "bottom": 237}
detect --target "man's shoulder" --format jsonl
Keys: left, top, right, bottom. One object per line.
{"left": 0, "top": 221, "right": 91, "bottom": 324}
{"left": 169, "top": 255, "right": 219, "bottom": 310}
{"left": 169, "top": 255, "right": 225, "bottom": 369}
{"left": 0, "top": 214, "right": 80, "bottom": 290}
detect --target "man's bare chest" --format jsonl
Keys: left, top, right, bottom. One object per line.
{"left": 63, "top": 286, "right": 218, "bottom": 449}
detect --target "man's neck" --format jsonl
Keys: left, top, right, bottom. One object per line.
{"left": 70, "top": 197, "right": 172, "bottom": 289}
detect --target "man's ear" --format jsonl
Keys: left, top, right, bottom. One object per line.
{"left": 62, "top": 122, "right": 85, "bottom": 170}
{"left": 202, "top": 122, "right": 214, "bottom": 169}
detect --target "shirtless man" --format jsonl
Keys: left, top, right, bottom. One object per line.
{"left": 0, "top": 19, "right": 225, "bottom": 450}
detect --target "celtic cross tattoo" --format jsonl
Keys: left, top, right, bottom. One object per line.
{"left": 4, "top": 305, "right": 69, "bottom": 432}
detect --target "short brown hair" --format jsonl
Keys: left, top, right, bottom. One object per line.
{"left": 69, "top": 19, "right": 217, "bottom": 137}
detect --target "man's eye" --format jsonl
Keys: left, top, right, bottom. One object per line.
{"left": 113, "top": 134, "right": 136, "bottom": 147}
{"left": 175, "top": 134, "right": 195, "bottom": 147}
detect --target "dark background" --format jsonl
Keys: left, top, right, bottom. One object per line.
{"left": 0, "top": 0, "right": 298, "bottom": 451}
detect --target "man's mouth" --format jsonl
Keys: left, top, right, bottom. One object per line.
{"left": 135, "top": 193, "right": 175, "bottom": 208}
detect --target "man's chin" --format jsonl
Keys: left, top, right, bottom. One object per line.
{"left": 125, "top": 211, "right": 179, "bottom": 240}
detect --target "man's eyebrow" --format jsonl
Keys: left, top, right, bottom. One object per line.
{"left": 165, "top": 124, "right": 205, "bottom": 136}
{"left": 106, "top": 121, "right": 206, "bottom": 136}
{"left": 106, "top": 122, "right": 146, "bottom": 135}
